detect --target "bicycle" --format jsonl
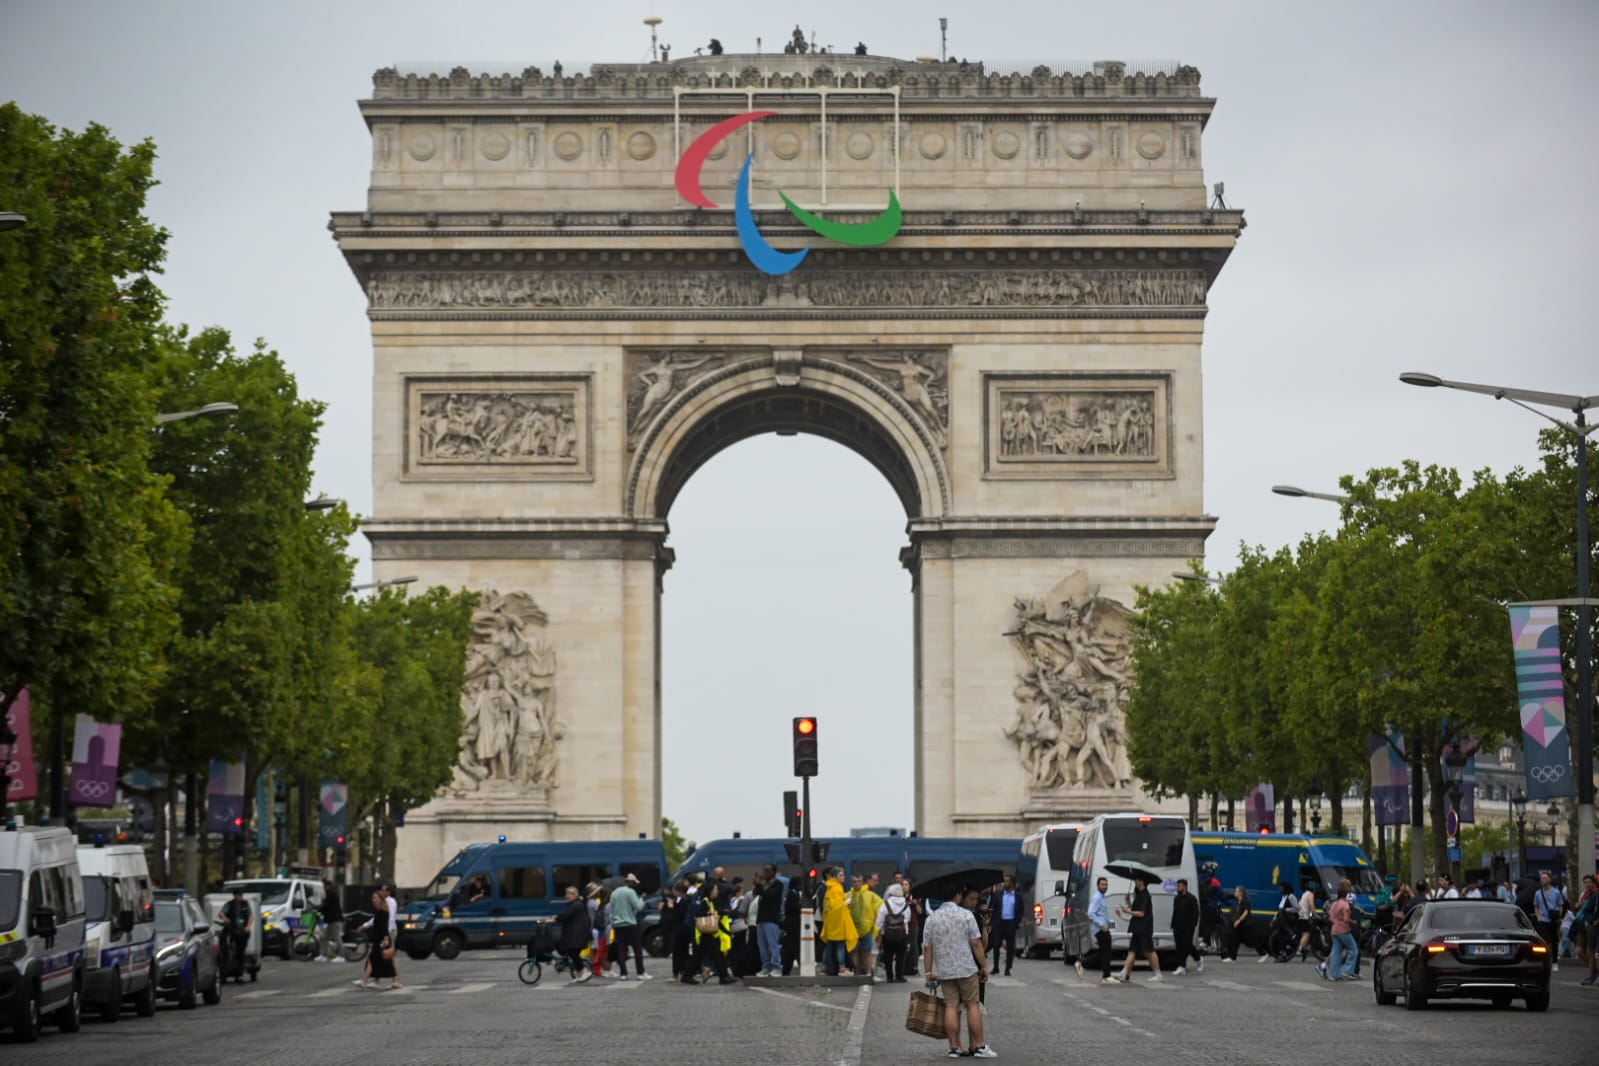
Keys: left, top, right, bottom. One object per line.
{"left": 291, "top": 910, "right": 322, "bottom": 961}
{"left": 518, "top": 922, "right": 579, "bottom": 987}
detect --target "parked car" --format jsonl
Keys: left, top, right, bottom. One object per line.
{"left": 151, "top": 890, "right": 222, "bottom": 1010}
{"left": 77, "top": 843, "right": 158, "bottom": 1022}
{"left": 0, "top": 826, "right": 87, "bottom": 1042}
{"left": 222, "top": 877, "right": 323, "bottom": 960}
{"left": 1374, "top": 899, "right": 1551, "bottom": 1011}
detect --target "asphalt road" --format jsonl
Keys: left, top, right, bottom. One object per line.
{"left": 3, "top": 949, "right": 1591, "bottom": 1064}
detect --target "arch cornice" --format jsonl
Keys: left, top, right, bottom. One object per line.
{"left": 626, "top": 352, "right": 952, "bottom": 520}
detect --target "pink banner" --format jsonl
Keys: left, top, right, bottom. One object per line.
{"left": 69, "top": 714, "right": 122, "bottom": 808}
{"left": 2, "top": 688, "right": 39, "bottom": 803}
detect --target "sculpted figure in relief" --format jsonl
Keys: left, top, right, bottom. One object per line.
{"left": 1004, "top": 572, "right": 1135, "bottom": 792}
{"left": 847, "top": 351, "right": 948, "bottom": 447}
{"left": 451, "top": 590, "right": 563, "bottom": 796}
{"left": 627, "top": 353, "right": 721, "bottom": 446}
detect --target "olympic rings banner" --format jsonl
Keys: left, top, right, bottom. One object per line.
{"left": 1510, "top": 605, "right": 1574, "bottom": 801}
{"left": 674, "top": 111, "right": 903, "bottom": 276}
{"left": 2, "top": 688, "right": 39, "bottom": 803}
{"left": 69, "top": 714, "right": 122, "bottom": 808}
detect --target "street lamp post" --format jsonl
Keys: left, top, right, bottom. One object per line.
{"left": 154, "top": 402, "right": 240, "bottom": 425}
{"left": 1401, "top": 372, "right": 1597, "bottom": 881}
{"left": 1308, "top": 778, "right": 1324, "bottom": 832}
{"left": 1444, "top": 749, "right": 1468, "bottom": 882}
{"left": 0, "top": 211, "right": 26, "bottom": 231}
{"left": 351, "top": 576, "right": 418, "bottom": 593}
{"left": 1510, "top": 788, "right": 1528, "bottom": 879}
{"left": 1547, "top": 802, "right": 1561, "bottom": 852}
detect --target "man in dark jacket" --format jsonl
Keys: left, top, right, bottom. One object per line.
{"left": 1171, "top": 877, "right": 1203, "bottom": 974}
{"left": 755, "top": 865, "right": 786, "bottom": 977}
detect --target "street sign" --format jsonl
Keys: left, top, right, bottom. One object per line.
{"left": 1445, "top": 808, "right": 1460, "bottom": 838}
{"left": 1448, "top": 844, "right": 1463, "bottom": 863}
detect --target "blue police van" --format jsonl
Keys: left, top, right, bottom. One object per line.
{"left": 395, "top": 839, "right": 667, "bottom": 960}
{"left": 667, "top": 835, "right": 1023, "bottom": 892}
{"left": 1191, "top": 830, "right": 1382, "bottom": 937}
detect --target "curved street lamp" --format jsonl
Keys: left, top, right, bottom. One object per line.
{"left": 1272, "top": 484, "right": 1352, "bottom": 504}
{"left": 0, "top": 211, "right": 26, "bottom": 231}
{"left": 1401, "top": 371, "right": 1598, "bottom": 881}
{"left": 351, "top": 576, "right": 418, "bottom": 593}
{"left": 155, "top": 402, "right": 239, "bottom": 425}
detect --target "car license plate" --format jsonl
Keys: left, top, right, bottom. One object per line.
{"left": 1467, "top": 944, "right": 1512, "bottom": 956}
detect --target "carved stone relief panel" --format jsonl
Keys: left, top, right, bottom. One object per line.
{"left": 406, "top": 374, "right": 592, "bottom": 480}
{"left": 365, "top": 269, "right": 1207, "bottom": 314}
{"left": 1004, "top": 571, "right": 1134, "bottom": 794}
{"left": 449, "top": 589, "right": 563, "bottom": 798}
{"left": 984, "top": 372, "right": 1172, "bottom": 480}
{"left": 839, "top": 349, "right": 949, "bottom": 448}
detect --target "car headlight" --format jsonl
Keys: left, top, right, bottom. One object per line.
{"left": 157, "top": 941, "right": 186, "bottom": 961}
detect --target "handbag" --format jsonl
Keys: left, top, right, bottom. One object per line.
{"left": 695, "top": 912, "right": 720, "bottom": 934}
{"left": 905, "top": 989, "right": 946, "bottom": 1039}
{"left": 382, "top": 942, "right": 396, "bottom": 961}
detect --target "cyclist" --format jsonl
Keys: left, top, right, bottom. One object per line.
{"left": 220, "top": 886, "right": 253, "bottom": 982}
{"left": 1198, "top": 862, "right": 1225, "bottom": 949}
{"left": 1262, "top": 881, "right": 1298, "bottom": 963}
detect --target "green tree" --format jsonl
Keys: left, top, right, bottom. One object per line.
{"left": 661, "top": 816, "right": 689, "bottom": 872}
{"left": 337, "top": 585, "right": 477, "bottom": 879}
{"left": 0, "top": 106, "right": 186, "bottom": 807}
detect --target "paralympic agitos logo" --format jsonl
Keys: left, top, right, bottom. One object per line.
{"left": 674, "top": 111, "right": 904, "bottom": 276}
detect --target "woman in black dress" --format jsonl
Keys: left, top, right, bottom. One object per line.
{"left": 557, "top": 885, "right": 592, "bottom": 983}
{"left": 367, "top": 889, "right": 397, "bottom": 987}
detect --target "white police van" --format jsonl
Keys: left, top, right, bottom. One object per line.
{"left": 0, "top": 825, "right": 87, "bottom": 1042}
{"left": 77, "top": 842, "right": 157, "bottom": 1021}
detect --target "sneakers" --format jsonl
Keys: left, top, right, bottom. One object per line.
{"left": 574, "top": 970, "right": 592, "bottom": 983}
{"left": 1172, "top": 966, "right": 1186, "bottom": 976}
{"left": 1148, "top": 973, "right": 1163, "bottom": 982}
{"left": 617, "top": 974, "right": 629, "bottom": 981}
{"left": 330, "top": 956, "right": 346, "bottom": 964}
{"left": 1110, "top": 973, "right": 1128, "bottom": 983}
{"left": 1317, "top": 962, "right": 1329, "bottom": 981}
{"left": 1221, "top": 957, "right": 1234, "bottom": 963}
{"left": 1580, "top": 976, "right": 1595, "bottom": 987}
{"left": 971, "top": 1047, "right": 998, "bottom": 1058}
{"left": 313, "top": 955, "right": 329, "bottom": 963}
{"left": 719, "top": 976, "right": 738, "bottom": 985}
{"left": 1196, "top": 958, "right": 1204, "bottom": 973}
{"left": 1257, "top": 954, "right": 1271, "bottom": 964}
{"left": 947, "top": 1048, "right": 965, "bottom": 1058}
{"left": 351, "top": 979, "right": 368, "bottom": 988}
{"left": 1073, "top": 960, "right": 1084, "bottom": 978}
{"left": 638, "top": 972, "right": 654, "bottom": 980}
{"left": 1101, "top": 976, "right": 1119, "bottom": 985}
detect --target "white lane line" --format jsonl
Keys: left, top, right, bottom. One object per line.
{"left": 749, "top": 986, "right": 853, "bottom": 1012}
{"left": 1205, "top": 979, "right": 1253, "bottom": 992}
{"left": 450, "top": 982, "right": 496, "bottom": 994}
{"left": 309, "top": 986, "right": 353, "bottom": 998}
{"left": 836, "top": 985, "right": 871, "bottom": 1066}
{"left": 235, "top": 990, "right": 282, "bottom": 1000}
{"left": 985, "top": 976, "right": 1025, "bottom": 987}
{"left": 1273, "top": 980, "right": 1331, "bottom": 993}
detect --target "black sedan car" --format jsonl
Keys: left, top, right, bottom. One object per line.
{"left": 1374, "top": 899, "right": 1551, "bottom": 1011}
{"left": 152, "top": 890, "right": 223, "bottom": 1010}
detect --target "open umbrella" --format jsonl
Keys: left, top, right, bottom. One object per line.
{"left": 1104, "top": 860, "right": 1164, "bottom": 886}
{"left": 913, "top": 863, "right": 1007, "bottom": 904}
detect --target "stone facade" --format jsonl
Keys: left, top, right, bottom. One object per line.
{"left": 332, "top": 53, "right": 1242, "bottom": 887}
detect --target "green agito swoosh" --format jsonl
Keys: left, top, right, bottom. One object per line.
{"left": 779, "top": 190, "right": 903, "bottom": 246}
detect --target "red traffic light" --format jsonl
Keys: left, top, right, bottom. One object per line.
{"left": 336, "top": 835, "right": 346, "bottom": 845}
{"left": 233, "top": 817, "right": 243, "bottom": 828}
{"left": 796, "top": 718, "right": 815, "bottom": 735}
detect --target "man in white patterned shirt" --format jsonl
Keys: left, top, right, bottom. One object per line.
{"left": 922, "top": 886, "right": 996, "bottom": 1059}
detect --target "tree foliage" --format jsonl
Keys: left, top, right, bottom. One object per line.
{"left": 0, "top": 105, "right": 186, "bottom": 743}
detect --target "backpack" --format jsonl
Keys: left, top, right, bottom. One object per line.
{"left": 882, "top": 902, "right": 908, "bottom": 944}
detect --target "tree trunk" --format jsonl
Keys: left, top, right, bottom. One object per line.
{"left": 1225, "top": 796, "right": 1235, "bottom": 832}
{"left": 380, "top": 799, "right": 398, "bottom": 884}
{"left": 1187, "top": 792, "right": 1199, "bottom": 828}
{"left": 1360, "top": 788, "right": 1372, "bottom": 855}
{"left": 1331, "top": 781, "right": 1345, "bottom": 834}
{"left": 1428, "top": 778, "right": 1450, "bottom": 877}
{"left": 1208, "top": 792, "right": 1219, "bottom": 832}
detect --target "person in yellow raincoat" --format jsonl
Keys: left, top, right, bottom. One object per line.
{"left": 820, "top": 868, "right": 858, "bottom": 975}
{"left": 849, "top": 873, "right": 884, "bottom": 978}
{"left": 690, "top": 880, "right": 738, "bottom": 985}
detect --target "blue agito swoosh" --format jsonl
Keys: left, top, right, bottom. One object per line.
{"left": 733, "top": 153, "right": 808, "bottom": 276}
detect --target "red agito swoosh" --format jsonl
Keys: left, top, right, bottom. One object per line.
{"left": 674, "top": 110, "right": 777, "bottom": 208}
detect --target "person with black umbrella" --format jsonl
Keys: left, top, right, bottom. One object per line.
{"left": 1111, "top": 871, "right": 1162, "bottom": 983}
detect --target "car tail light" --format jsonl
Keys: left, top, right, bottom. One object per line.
{"left": 1033, "top": 903, "right": 1044, "bottom": 925}
{"left": 1530, "top": 944, "right": 1548, "bottom": 955}
{"left": 1425, "top": 941, "right": 1448, "bottom": 955}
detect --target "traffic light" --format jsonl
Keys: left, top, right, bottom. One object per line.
{"left": 792, "top": 716, "right": 819, "bottom": 777}
{"left": 783, "top": 790, "right": 800, "bottom": 837}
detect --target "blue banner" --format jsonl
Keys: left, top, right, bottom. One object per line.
{"left": 255, "top": 772, "right": 271, "bottom": 851}
{"left": 1510, "top": 605, "right": 1575, "bottom": 801}
{"left": 1370, "top": 733, "right": 1409, "bottom": 827}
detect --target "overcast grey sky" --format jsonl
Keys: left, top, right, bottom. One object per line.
{"left": 4, "top": 1, "right": 1596, "bottom": 847}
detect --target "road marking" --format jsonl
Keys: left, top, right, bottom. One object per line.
{"left": 749, "top": 986, "right": 853, "bottom": 1012}
{"left": 1060, "top": 984, "right": 1155, "bottom": 1038}
{"left": 451, "top": 982, "right": 496, "bottom": 994}
{"left": 309, "top": 986, "right": 353, "bottom": 998}
{"left": 1273, "top": 980, "right": 1331, "bottom": 993}
{"left": 985, "top": 975, "right": 1025, "bottom": 987}
{"left": 235, "top": 990, "right": 281, "bottom": 1000}
{"left": 836, "top": 985, "right": 871, "bottom": 1066}
{"left": 1205, "top": 979, "right": 1253, "bottom": 992}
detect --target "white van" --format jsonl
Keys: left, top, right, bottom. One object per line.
{"left": 0, "top": 825, "right": 87, "bottom": 1041}
{"left": 1019, "top": 823, "right": 1084, "bottom": 956}
{"left": 220, "top": 876, "right": 321, "bottom": 960}
{"left": 77, "top": 843, "right": 158, "bottom": 1021}
{"left": 1062, "top": 813, "right": 1197, "bottom": 962}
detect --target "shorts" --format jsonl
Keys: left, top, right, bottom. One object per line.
{"left": 940, "top": 973, "right": 981, "bottom": 1005}
{"left": 856, "top": 933, "right": 875, "bottom": 953}
{"left": 1128, "top": 930, "right": 1154, "bottom": 956}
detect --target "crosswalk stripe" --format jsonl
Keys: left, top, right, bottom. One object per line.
{"left": 1273, "top": 979, "right": 1331, "bottom": 992}
{"left": 451, "top": 982, "right": 496, "bottom": 994}
{"left": 309, "top": 986, "right": 353, "bottom": 998}
{"left": 235, "top": 990, "right": 282, "bottom": 1000}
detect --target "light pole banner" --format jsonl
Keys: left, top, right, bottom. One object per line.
{"left": 1245, "top": 783, "right": 1275, "bottom": 832}
{"left": 1510, "top": 604, "right": 1575, "bottom": 801}
{"left": 2, "top": 689, "right": 39, "bottom": 803}
{"left": 1370, "top": 733, "right": 1410, "bottom": 827}
{"left": 206, "top": 760, "right": 247, "bottom": 835}
{"left": 69, "top": 714, "right": 122, "bottom": 808}
{"left": 317, "top": 781, "right": 348, "bottom": 851}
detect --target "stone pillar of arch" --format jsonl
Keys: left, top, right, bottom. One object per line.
{"left": 334, "top": 54, "right": 1243, "bottom": 886}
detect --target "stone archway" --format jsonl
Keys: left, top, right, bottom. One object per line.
{"left": 335, "top": 52, "right": 1243, "bottom": 887}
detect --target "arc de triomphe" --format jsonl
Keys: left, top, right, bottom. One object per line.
{"left": 330, "top": 54, "right": 1243, "bottom": 887}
